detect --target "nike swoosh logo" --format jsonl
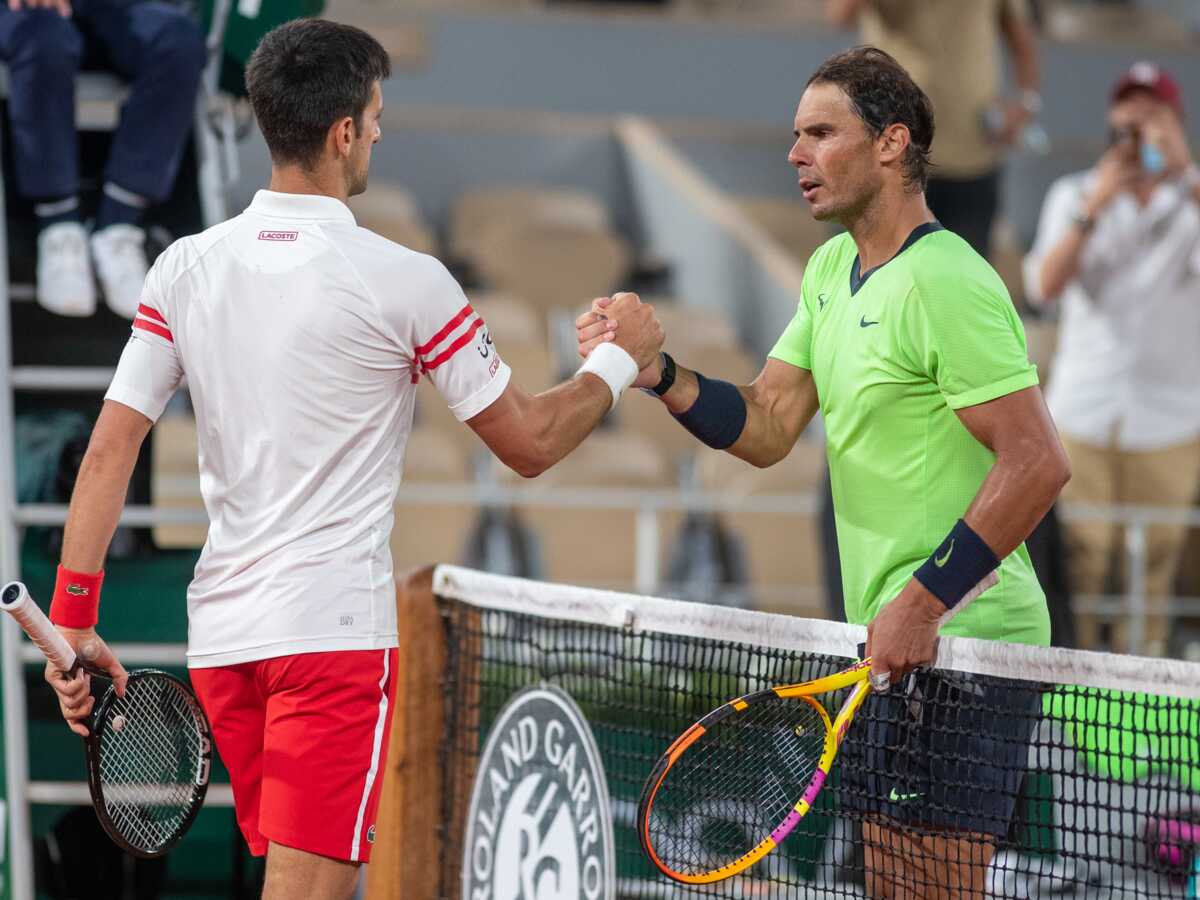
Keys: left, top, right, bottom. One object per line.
{"left": 860, "top": 316, "right": 880, "bottom": 327}
{"left": 888, "top": 787, "right": 922, "bottom": 803}
{"left": 935, "top": 540, "right": 954, "bottom": 567}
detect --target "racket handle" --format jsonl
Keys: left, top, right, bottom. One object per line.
{"left": 1, "top": 582, "right": 79, "bottom": 673}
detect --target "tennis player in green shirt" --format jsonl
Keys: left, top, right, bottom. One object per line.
{"left": 578, "top": 46, "right": 1070, "bottom": 899}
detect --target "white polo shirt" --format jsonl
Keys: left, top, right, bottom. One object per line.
{"left": 1023, "top": 171, "right": 1200, "bottom": 451}
{"left": 105, "top": 190, "right": 511, "bottom": 667}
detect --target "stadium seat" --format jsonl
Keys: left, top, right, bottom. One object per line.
{"left": 690, "top": 345, "right": 758, "bottom": 383}
{"left": 150, "top": 414, "right": 207, "bottom": 549}
{"left": 617, "top": 391, "right": 699, "bottom": 464}
{"left": 472, "top": 220, "right": 633, "bottom": 312}
{"left": 470, "top": 291, "right": 544, "bottom": 344}
{"left": 696, "top": 438, "right": 827, "bottom": 616}
{"left": 390, "top": 427, "right": 476, "bottom": 572}
{"left": 347, "top": 182, "right": 438, "bottom": 256}
{"left": 512, "top": 431, "right": 674, "bottom": 589}
{"left": 737, "top": 195, "right": 833, "bottom": 264}
{"left": 448, "top": 185, "right": 610, "bottom": 265}
{"left": 651, "top": 300, "right": 741, "bottom": 351}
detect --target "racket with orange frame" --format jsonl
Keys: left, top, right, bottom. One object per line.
{"left": 636, "top": 565, "right": 999, "bottom": 884}
{"left": 636, "top": 658, "right": 874, "bottom": 883}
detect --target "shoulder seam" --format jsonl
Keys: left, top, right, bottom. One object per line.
{"left": 321, "top": 224, "right": 408, "bottom": 352}
{"left": 157, "top": 219, "right": 241, "bottom": 301}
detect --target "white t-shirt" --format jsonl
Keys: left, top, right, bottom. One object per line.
{"left": 1023, "top": 172, "right": 1200, "bottom": 451}
{"left": 105, "top": 190, "right": 511, "bottom": 667}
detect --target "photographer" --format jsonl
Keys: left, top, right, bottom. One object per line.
{"left": 1024, "top": 62, "right": 1200, "bottom": 655}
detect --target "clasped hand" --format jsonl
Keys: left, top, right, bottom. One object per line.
{"left": 577, "top": 293, "right": 665, "bottom": 390}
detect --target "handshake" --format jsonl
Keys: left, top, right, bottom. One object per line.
{"left": 575, "top": 292, "right": 666, "bottom": 391}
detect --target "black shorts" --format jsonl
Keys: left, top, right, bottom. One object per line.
{"left": 838, "top": 656, "right": 1040, "bottom": 839}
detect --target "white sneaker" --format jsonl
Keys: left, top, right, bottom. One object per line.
{"left": 91, "top": 224, "right": 149, "bottom": 319}
{"left": 36, "top": 222, "right": 96, "bottom": 317}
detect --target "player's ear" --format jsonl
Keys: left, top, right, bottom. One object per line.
{"left": 331, "top": 115, "right": 356, "bottom": 160}
{"left": 877, "top": 123, "right": 911, "bottom": 168}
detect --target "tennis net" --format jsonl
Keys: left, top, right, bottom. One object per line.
{"left": 430, "top": 565, "right": 1200, "bottom": 899}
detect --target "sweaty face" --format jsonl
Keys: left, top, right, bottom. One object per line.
{"left": 787, "top": 82, "right": 882, "bottom": 222}
{"left": 348, "top": 82, "right": 383, "bottom": 197}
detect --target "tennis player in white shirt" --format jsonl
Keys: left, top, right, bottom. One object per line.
{"left": 40, "top": 19, "right": 662, "bottom": 900}
{"left": 1024, "top": 61, "right": 1200, "bottom": 655}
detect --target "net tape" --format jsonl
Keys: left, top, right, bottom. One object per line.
{"left": 434, "top": 566, "right": 1200, "bottom": 899}
{"left": 96, "top": 675, "right": 205, "bottom": 853}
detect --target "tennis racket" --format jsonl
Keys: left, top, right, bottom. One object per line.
{"left": 1, "top": 581, "right": 212, "bottom": 859}
{"left": 637, "top": 570, "right": 998, "bottom": 884}
{"left": 637, "top": 658, "right": 873, "bottom": 884}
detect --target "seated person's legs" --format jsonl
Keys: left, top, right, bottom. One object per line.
{"left": 75, "top": 0, "right": 207, "bottom": 317}
{"left": 0, "top": 9, "right": 94, "bottom": 316}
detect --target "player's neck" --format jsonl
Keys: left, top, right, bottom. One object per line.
{"left": 844, "top": 189, "right": 935, "bottom": 272}
{"left": 267, "top": 166, "right": 350, "bottom": 206}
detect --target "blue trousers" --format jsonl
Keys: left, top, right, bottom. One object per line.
{"left": 0, "top": 0, "right": 206, "bottom": 204}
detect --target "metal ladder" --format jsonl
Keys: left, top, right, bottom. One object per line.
{"left": 0, "top": 4, "right": 235, "bottom": 891}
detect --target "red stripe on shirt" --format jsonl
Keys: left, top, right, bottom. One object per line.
{"left": 133, "top": 318, "right": 174, "bottom": 343}
{"left": 414, "top": 304, "right": 473, "bottom": 356}
{"left": 420, "top": 317, "right": 483, "bottom": 372}
{"left": 137, "top": 304, "right": 167, "bottom": 325}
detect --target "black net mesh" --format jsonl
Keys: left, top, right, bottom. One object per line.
{"left": 438, "top": 600, "right": 1200, "bottom": 899}
{"left": 95, "top": 674, "right": 206, "bottom": 855}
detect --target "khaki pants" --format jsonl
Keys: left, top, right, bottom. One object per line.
{"left": 1061, "top": 435, "right": 1200, "bottom": 654}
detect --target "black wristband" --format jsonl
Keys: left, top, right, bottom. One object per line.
{"left": 672, "top": 371, "right": 748, "bottom": 450}
{"left": 913, "top": 519, "right": 1001, "bottom": 609}
{"left": 649, "top": 352, "right": 676, "bottom": 397}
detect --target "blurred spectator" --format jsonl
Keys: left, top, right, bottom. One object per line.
{"left": 0, "top": 0, "right": 206, "bottom": 318}
{"left": 1023, "top": 62, "right": 1200, "bottom": 655}
{"left": 826, "top": 0, "right": 1041, "bottom": 258}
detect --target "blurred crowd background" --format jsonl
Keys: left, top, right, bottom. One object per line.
{"left": 12, "top": 0, "right": 1200, "bottom": 651}
{"left": 5, "top": 0, "right": 1200, "bottom": 895}
{"left": 7, "top": 5, "right": 1200, "bottom": 672}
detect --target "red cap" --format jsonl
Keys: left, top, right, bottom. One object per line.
{"left": 1111, "top": 61, "right": 1184, "bottom": 118}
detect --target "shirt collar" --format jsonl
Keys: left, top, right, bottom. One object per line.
{"left": 248, "top": 190, "right": 356, "bottom": 224}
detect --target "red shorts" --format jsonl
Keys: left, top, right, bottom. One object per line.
{"left": 190, "top": 648, "right": 398, "bottom": 862}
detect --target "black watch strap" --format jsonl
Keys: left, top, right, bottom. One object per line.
{"left": 651, "top": 352, "right": 676, "bottom": 397}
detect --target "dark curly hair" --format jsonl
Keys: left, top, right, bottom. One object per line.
{"left": 246, "top": 19, "right": 391, "bottom": 170}
{"left": 807, "top": 46, "right": 935, "bottom": 192}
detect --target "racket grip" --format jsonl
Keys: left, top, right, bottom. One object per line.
{"left": 1, "top": 582, "right": 79, "bottom": 673}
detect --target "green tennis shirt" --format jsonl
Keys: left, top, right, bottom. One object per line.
{"left": 769, "top": 224, "right": 1050, "bottom": 647}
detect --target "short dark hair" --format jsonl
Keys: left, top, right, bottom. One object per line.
{"left": 807, "top": 46, "right": 935, "bottom": 192}
{"left": 246, "top": 19, "right": 391, "bottom": 170}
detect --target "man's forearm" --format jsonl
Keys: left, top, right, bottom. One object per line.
{"left": 655, "top": 360, "right": 813, "bottom": 468}
{"left": 61, "top": 445, "right": 142, "bottom": 572}
{"left": 1036, "top": 224, "right": 1089, "bottom": 302}
{"left": 963, "top": 442, "right": 1068, "bottom": 559}
{"left": 1002, "top": 12, "right": 1039, "bottom": 94}
{"left": 477, "top": 375, "right": 613, "bottom": 479}
{"left": 535, "top": 375, "right": 618, "bottom": 466}
{"left": 60, "top": 402, "right": 153, "bottom": 572}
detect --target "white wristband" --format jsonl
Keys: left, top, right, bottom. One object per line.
{"left": 577, "top": 342, "right": 639, "bottom": 410}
